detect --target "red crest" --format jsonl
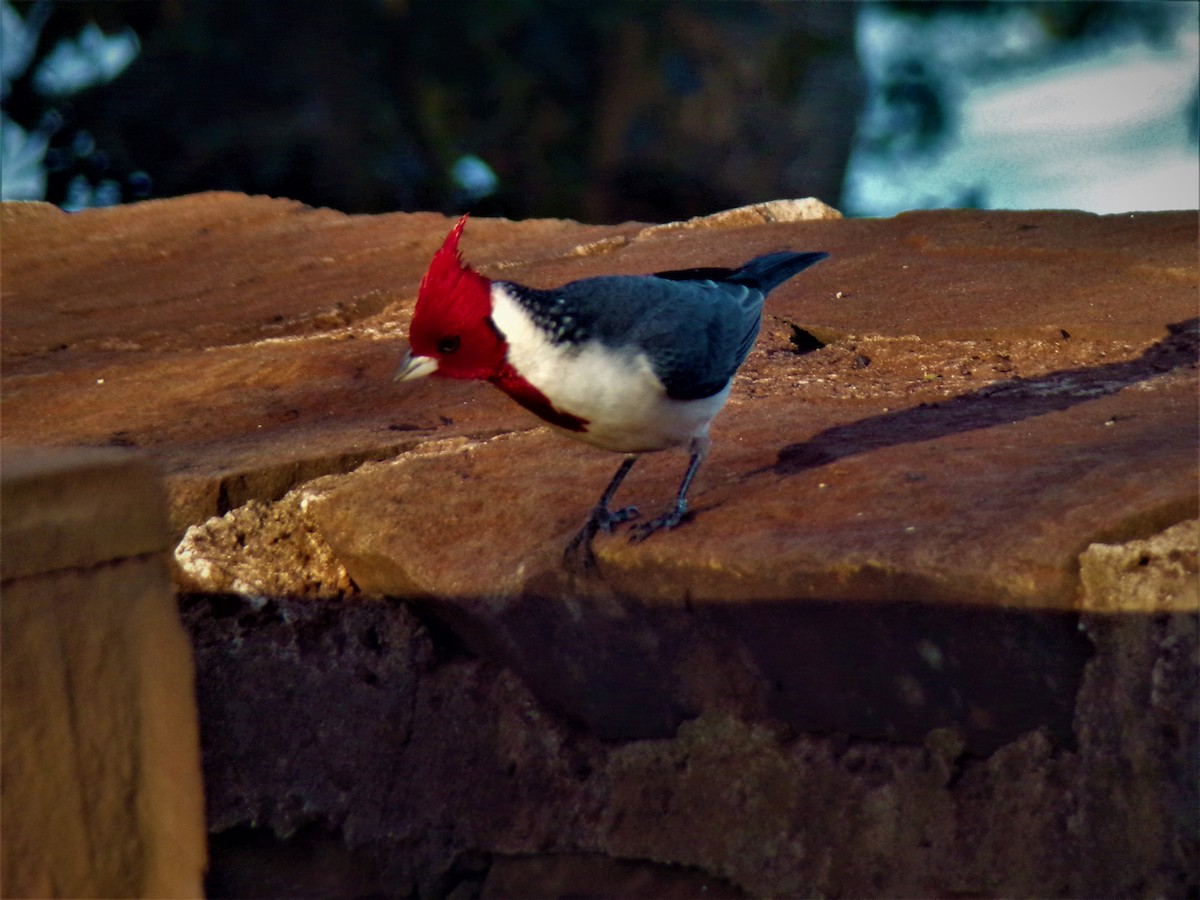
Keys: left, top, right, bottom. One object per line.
{"left": 412, "top": 215, "right": 493, "bottom": 341}
{"left": 407, "top": 214, "right": 506, "bottom": 380}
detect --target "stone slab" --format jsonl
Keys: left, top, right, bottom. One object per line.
{"left": 1, "top": 446, "right": 169, "bottom": 580}
{"left": 2, "top": 195, "right": 1196, "bottom": 540}
{"left": 307, "top": 322, "right": 1194, "bottom": 746}
{"left": 0, "top": 448, "right": 206, "bottom": 898}
{"left": 0, "top": 194, "right": 646, "bottom": 365}
{"left": 317, "top": 330, "right": 1197, "bottom": 610}
{"left": 188, "top": 516, "right": 1197, "bottom": 897}
{"left": 6, "top": 193, "right": 1190, "bottom": 895}
{"left": 6, "top": 194, "right": 1185, "bottom": 751}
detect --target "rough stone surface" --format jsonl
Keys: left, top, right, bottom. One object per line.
{"left": 0, "top": 447, "right": 206, "bottom": 899}
{"left": 185, "top": 515, "right": 1196, "bottom": 898}
{"left": 481, "top": 854, "right": 747, "bottom": 899}
{"left": 1, "top": 194, "right": 646, "bottom": 535}
{"left": 3, "top": 193, "right": 1197, "bottom": 897}
{"left": 1, "top": 446, "right": 169, "bottom": 580}
{"left": 1080, "top": 518, "right": 1200, "bottom": 613}
{"left": 3, "top": 196, "right": 1195, "bottom": 538}
{"left": 307, "top": 320, "right": 1194, "bottom": 749}
{"left": 174, "top": 490, "right": 353, "bottom": 599}
{"left": 1075, "top": 521, "right": 1200, "bottom": 898}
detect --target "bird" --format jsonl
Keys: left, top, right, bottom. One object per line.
{"left": 396, "top": 214, "right": 827, "bottom": 565}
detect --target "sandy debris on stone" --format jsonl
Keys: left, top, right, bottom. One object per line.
{"left": 174, "top": 482, "right": 355, "bottom": 599}
{"left": 1079, "top": 518, "right": 1199, "bottom": 613}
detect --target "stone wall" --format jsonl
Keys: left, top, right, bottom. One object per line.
{"left": 1, "top": 194, "right": 1196, "bottom": 897}
{"left": 1, "top": 448, "right": 206, "bottom": 898}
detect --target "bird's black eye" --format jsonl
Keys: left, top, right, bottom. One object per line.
{"left": 437, "top": 335, "right": 461, "bottom": 354}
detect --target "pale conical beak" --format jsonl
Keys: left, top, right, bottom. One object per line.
{"left": 394, "top": 350, "right": 439, "bottom": 382}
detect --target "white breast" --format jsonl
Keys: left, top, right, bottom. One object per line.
{"left": 490, "top": 284, "right": 730, "bottom": 454}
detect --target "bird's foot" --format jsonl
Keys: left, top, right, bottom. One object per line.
{"left": 599, "top": 504, "right": 640, "bottom": 531}
{"left": 627, "top": 499, "right": 688, "bottom": 544}
{"left": 563, "top": 504, "right": 640, "bottom": 569}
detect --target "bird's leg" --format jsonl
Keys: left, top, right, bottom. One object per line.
{"left": 563, "top": 455, "right": 640, "bottom": 566}
{"left": 628, "top": 441, "right": 706, "bottom": 544}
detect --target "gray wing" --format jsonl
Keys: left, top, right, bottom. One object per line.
{"left": 553, "top": 276, "right": 766, "bottom": 401}
{"left": 505, "top": 250, "right": 826, "bottom": 401}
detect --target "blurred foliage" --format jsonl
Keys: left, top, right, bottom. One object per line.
{"left": 5, "top": 1, "right": 1187, "bottom": 220}
{"left": 4, "top": 0, "right": 859, "bottom": 221}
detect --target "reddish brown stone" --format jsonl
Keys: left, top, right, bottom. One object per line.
{"left": 319, "top": 337, "right": 1196, "bottom": 611}
{"left": 2, "top": 195, "right": 1195, "bottom": 541}
{"left": 2, "top": 193, "right": 1197, "bottom": 896}
{"left": 0, "top": 194, "right": 645, "bottom": 365}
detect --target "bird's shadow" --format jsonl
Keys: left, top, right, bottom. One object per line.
{"left": 764, "top": 318, "right": 1198, "bottom": 477}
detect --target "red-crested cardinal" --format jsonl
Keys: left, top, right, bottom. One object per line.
{"left": 396, "top": 215, "right": 827, "bottom": 564}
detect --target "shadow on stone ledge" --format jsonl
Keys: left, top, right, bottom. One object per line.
{"left": 772, "top": 316, "right": 1199, "bottom": 476}
{"left": 422, "top": 582, "right": 1093, "bottom": 755}
{"left": 182, "top": 568, "right": 1197, "bottom": 898}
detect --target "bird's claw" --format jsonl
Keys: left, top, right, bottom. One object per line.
{"left": 627, "top": 501, "right": 688, "bottom": 544}
{"left": 563, "top": 504, "right": 641, "bottom": 570}
{"left": 601, "top": 505, "right": 639, "bottom": 531}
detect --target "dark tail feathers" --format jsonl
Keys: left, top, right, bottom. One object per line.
{"left": 654, "top": 250, "right": 828, "bottom": 293}
{"left": 730, "top": 251, "right": 828, "bottom": 293}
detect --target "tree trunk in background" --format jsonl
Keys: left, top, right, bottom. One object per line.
{"left": 582, "top": 3, "right": 863, "bottom": 222}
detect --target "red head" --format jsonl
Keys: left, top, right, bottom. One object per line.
{"left": 398, "top": 215, "right": 506, "bottom": 382}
